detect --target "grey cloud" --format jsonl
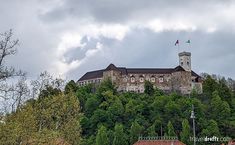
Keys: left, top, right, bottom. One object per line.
{"left": 40, "top": 0, "right": 233, "bottom": 23}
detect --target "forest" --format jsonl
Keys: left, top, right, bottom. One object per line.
{"left": 0, "top": 75, "right": 235, "bottom": 145}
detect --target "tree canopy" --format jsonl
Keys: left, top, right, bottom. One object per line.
{"left": 1, "top": 69, "right": 235, "bottom": 145}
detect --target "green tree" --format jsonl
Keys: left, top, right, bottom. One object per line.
{"left": 64, "top": 80, "right": 78, "bottom": 94}
{"left": 144, "top": 80, "right": 154, "bottom": 96}
{"left": 180, "top": 119, "right": 191, "bottom": 145}
{"left": 201, "top": 120, "right": 220, "bottom": 137}
{"left": 108, "top": 98, "right": 124, "bottom": 122}
{"left": 98, "top": 78, "right": 116, "bottom": 95}
{"left": 113, "top": 124, "right": 128, "bottom": 145}
{"left": 147, "top": 124, "right": 157, "bottom": 136}
{"left": 90, "top": 109, "right": 112, "bottom": 129}
{"left": 130, "top": 121, "right": 143, "bottom": 144}
{"left": 202, "top": 75, "right": 219, "bottom": 96}
{"left": 85, "top": 96, "right": 100, "bottom": 116}
{"left": 210, "top": 91, "right": 231, "bottom": 121}
{"left": 96, "top": 125, "right": 109, "bottom": 145}
{"left": 167, "top": 121, "right": 176, "bottom": 137}
{"left": 0, "top": 103, "right": 37, "bottom": 144}
{"left": 218, "top": 77, "right": 232, "bottom": 102}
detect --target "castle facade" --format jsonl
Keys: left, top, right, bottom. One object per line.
{"left": 77, "top": 52, "right": 202, "bottom": 94}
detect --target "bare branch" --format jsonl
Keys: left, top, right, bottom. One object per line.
{"left": 0, "top": 29, "right": 19, "bottom": 66}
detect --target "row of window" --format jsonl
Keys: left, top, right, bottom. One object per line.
{"left": 79, "top": 79, "right": 102, "bottom": 86}
{"left": 126, "top": 76, "right": 165, "bottom": 83}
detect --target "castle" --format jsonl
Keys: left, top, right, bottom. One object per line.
{"left": 77, "top": 51, "right": 202, "bottom": 94}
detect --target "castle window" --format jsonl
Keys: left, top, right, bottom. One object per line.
{"left": 187, "top": 61, "right": 189, "bottom": 65}
{"left": 151, "top": 76, "right": 155, "bottom": 82}
{"left": 159, "top": 77, "right": 164, "bottom": 83}
{"left": 139, "top": 76, "right": 144, "bottom": 82}
{"left": 181, "top": 62, "right": 183, "bottom": 66}
{"left": 131, "top": 76, "right": 135, "bottom": 83}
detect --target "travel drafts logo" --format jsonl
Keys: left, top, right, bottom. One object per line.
{"left": 189, "top": 136, "right": 232, "bottom": 143}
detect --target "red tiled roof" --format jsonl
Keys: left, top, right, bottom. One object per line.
{"left": 133, "top": 140, "right": 186, "bottom": 145}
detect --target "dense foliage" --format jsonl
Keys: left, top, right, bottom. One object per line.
{"left": 0, "top": 88, "right": 81, "bottom": 145}
{"left": 78, "top": 77, "right": 235, "bottom": 145}
{"left": 0, "top": 75, "right": 235, "bottom": 145}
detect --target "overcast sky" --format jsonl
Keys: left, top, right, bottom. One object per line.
{"left": 1, "top": 0, "right": 235, "bottom": 80}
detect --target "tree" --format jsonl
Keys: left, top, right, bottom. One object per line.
{"left": 0, "top": 29, "right": 19, "bottom": 76}
{"left": 0, "top": 102, "right": 37, "bottom": 144}
{"left": 85, "top": 96, "right": 100, "bottom": 116}
{"left": 215, "top": 77, "right": 232, "bottom": 104}
{"left": 202, "top": 75, "right": 218, "bottom": 96}
{"left": 130, "top": 121, "right": 143, "bottom": 144}
{"left": 98, "top": 78, "right": 116, "bottom": 95}
{"left": 107, "top": 97, "right": 124, "bottom": 121}
{"left": 64, "top": 80, "right": 78, "bottom": 94}
{"left": 144, "top": 80, "right": 154, "bottom": 96}
{"left": 167, "top": 121, "right": 176, "bottom": 137}
{"left": 180, "top": 119, "right": 191, "bottom": 145}
{"left": 0, "top": 29, "right": 25, "bottom": 113}
{"left": 210, "top": 91, "right": 231, "bottom": 122}
{"left": 30, "top": 71, "right": 64, "bottom": 99}
{"left": 147, "top": 124, "right": 157, "bottom": 136}
{"left": 201, "top": 120, "right": 220, "bottom": 137}
{"left": 113, "top": 124, "right": 128, "bottom": 145}
{"left": 0, "top": 29, "right": 25, "bottom": 83}
{"left": 96, "top": 125, "right": 109, "bottom": 145}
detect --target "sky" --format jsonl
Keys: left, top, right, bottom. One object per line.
{"left": 1, "top": 0, "right": 235, "bottom": 80}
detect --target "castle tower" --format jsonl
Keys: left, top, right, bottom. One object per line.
{"left": 178, "top": 51, "right": 191, "bottom": 72}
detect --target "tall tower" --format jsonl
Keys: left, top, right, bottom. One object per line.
{"left": 179, "top": 51, "right": 191, "bottom": 72}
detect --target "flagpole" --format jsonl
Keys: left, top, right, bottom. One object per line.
{"left": 175, "top": 40, "right": 180, "bottom": 54}
{"left": 186, "top": 39, "right": 191, "bottom": 51}
{"left": 178, "top": 42, "right": 180, "bottom": 53}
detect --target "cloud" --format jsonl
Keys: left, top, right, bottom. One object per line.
{"left": 40, "top": 0, "right": 235, "bottom": 30}
{"left": 1, "top": 0, "right": 235, "bottom": 81}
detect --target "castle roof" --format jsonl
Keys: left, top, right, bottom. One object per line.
{"left": 78, "top": 64, "right": 200, "bottom": 81}
{"left": 78, "top": 69, "right": 104, "bottom": 81}
{"left": 105, "top": 63, "right": 119, "bottom": 71}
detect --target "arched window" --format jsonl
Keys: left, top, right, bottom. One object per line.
{"left": 139, "top": 75, "right": 144, "bottom": 82}
{"left": 159, "top": 77, "right": 164, "bottom": 83}
{"left": 130, "top": 75, "right": 135, "bottom": 83}
{"left": 151, "top": 76, "right": 155, "bottom": 82}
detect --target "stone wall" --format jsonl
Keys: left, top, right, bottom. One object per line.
{"left": 171, "top": 71, "right": 191, "bottom": 94}
{"left": 79, "top": 69, "right": 201, "bottom": 95}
